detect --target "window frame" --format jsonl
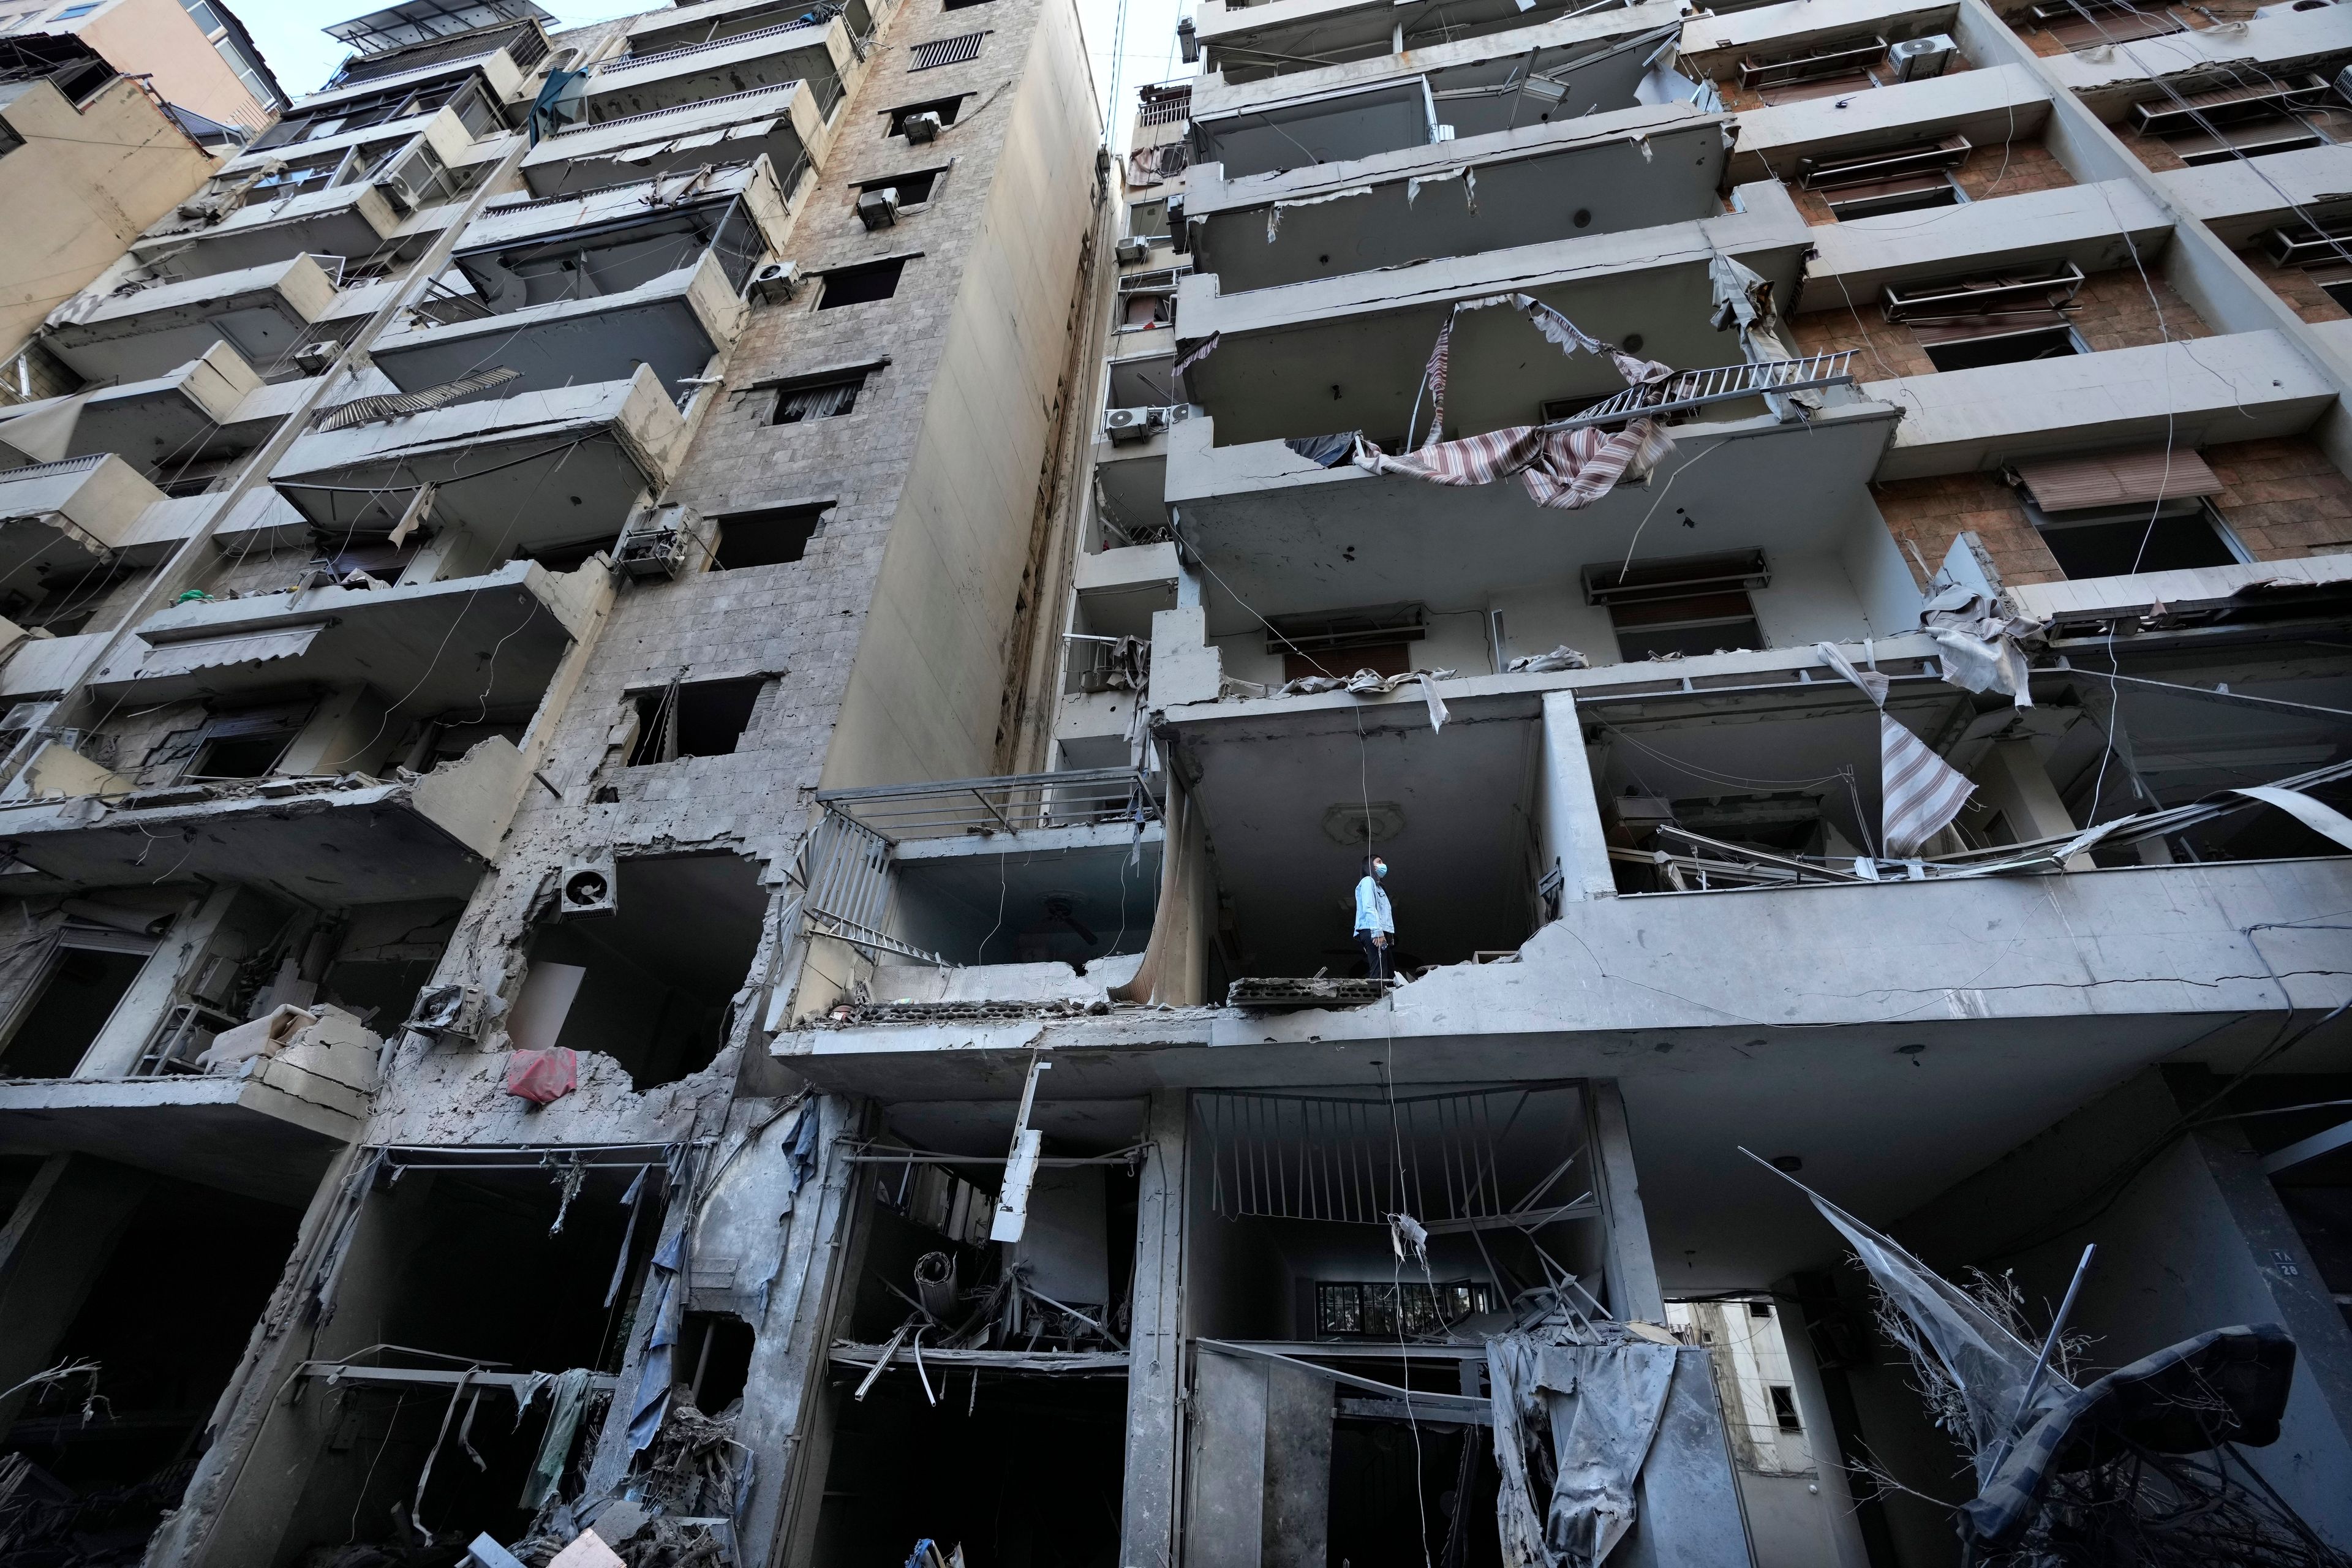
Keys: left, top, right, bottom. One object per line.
{"left": 2021, "top": 494, "right": 2253, "bottom": 579}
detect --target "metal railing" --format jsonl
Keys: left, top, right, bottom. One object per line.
{"left": 1545, "top": 352, "right": 1858, "bottom": 432}
{"left": 815, "top": 767, "right": 1161, "bottom": 843}
{"left": 612, "top": 14, "right": 834, "bottom": 74}
{"left": 551, "top": 80, "right": 802, "bottom": 138}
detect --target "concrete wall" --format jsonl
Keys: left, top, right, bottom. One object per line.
{"left": 78, "top": 0, "right": 276, "bottom": 132}
{"left": 0, "top": 74, "right": 217, "bottom": 363}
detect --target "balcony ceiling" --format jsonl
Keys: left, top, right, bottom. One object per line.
{"left": 0, "top": 1076, "right": 358, "bottom": 1203}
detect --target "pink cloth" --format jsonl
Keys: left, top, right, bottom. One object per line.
{"left": 505, "top": 1047, "right": 578, "bottom": 1104}
{"left": 1356, "top": 417, "right": 1673, "bottom": 511}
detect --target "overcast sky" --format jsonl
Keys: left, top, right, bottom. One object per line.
{"left": 225, "top": 0, "right": 1193, "bottom": 145}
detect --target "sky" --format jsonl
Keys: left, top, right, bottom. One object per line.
{"left": 224, "top": 0, "right": 1193, "bottom": 145}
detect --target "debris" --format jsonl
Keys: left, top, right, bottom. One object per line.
{"left": 520, "top": 1368, "right": 594, "bottom": 1510}
{"left": 914, "top": 1250, "right": 960, "bottom": 1319}
{"left": 1226, "top": 976, "right": 1391, "bottom": 1009}
{"left": 813, "top": 997, "right": 1109, "bottom": 1026}
{"left": 505, "top": 1047, "right": 579, "bottom": 1104}
{"left": 1389, "top": 1212, "right": 1429, "bottom": 1267}
{"left": 1489, "top": 1330, "right": 1679, "bottom": 1567}
{"left": 1506, "top": 646, "right": 1589, "bottom": 674}
{"left": 546, "top": 1528, "right": 625, "bottom": 1568}
{"left": 466, "top": 1534, "right": 529, "bottom": 1568}
{"left": 1921, "top": 585, "right": 2043, "bottom": 709}
{"left": 1814, "top": 641, "right": 1973, "bottom": 856}
{"left": 989, "top": 1055, "right": 1053, "bottom": 1243}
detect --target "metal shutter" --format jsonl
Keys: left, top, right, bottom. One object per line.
{"left": 909, "top": 31, "right": 986, "bottom": 69}
{"left": 2013, "top": 448, "right": 2223, "bottom": 513}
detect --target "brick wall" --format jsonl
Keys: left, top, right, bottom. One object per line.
{"left": 1789, "top": 265, "right": 2212, "bottom": 378}
{"left": 2240, "top": 246, "right": 2350, "bottom": 324}
{"left": 1783, "top": 140, "right": 2074, "bottom": 225}
{"left": 1874, "top": 435, "right": 2352, "bottom": 589}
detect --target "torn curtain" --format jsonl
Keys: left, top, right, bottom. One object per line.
{"left": 1490, "top": 1334, "right": 1680, "bottom": 1567}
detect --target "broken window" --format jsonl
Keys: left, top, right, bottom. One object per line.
{"left": 1117, "top": 266, "right": 1187, "bottom": 331}
{"left": 714, "top": 503, "right": 831, "bottom": 568}
{"left": 856, "top": 167, "right": 940, "bottom": 207}
{"left": 1127, "top": 197, "right": 1170, "bottom": 239}
{"left": 167, "top": 703, "right": 314, "bottom": 783}
{"left": 626, "top": 677, "right": 767, "bottom": 764}
{"left": 907, "top": 29, "right": 986, "bottom": 69}
{"left": 1801, "top": 134, "right": 1971, "bottom": 220}
{"left": 887, "top": 94, "right": 965, "bottom": 135}
{"left": 1770, "top": 1384, "right": 1803, "bottom": 1432}
{"left": 1315, "top": 1280, "right": 1497, "bottom": 1336}
{"left": 1883, "top": 262, "right": 2087, "bottom": 372}
{"left": 772, "top": 369, "right": 869, "bottom": 423}
{"left": 1266, "top": 603, "right": 1427, "bottom": 680}
{"left": 1585, "top": 551, "right": 1769, "bottom": 662}
{"left": 815, "top": 256, "right": 907, "bottom": 308}
{"left": 518, "top": 853, "right": 767, "bottom": 1088}
{"left": 0, "top": 925, "right": 153, "bottom": 1077}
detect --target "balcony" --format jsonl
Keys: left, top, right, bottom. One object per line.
{"left": 369, "top": 162, "right": 786, "bottom": 396}
{"left": 0, "top": 343, "right": 271, "bottom": 475}
{"left": 623, "top": 0, "right": 878, "bottom": 56}
{"left": 2038, "top": 5, "right": 2352, "bottom": 120}
{"left": 579, "top": 14, "right": 851, "bottom": 124}
{"left": 0, "top": 1072, "right": 364, "bottom": 1202}
{"left": 1794, "top": 179, "right": 2169, "bottom": 308}
{"left": 1195, "top": 0, "right": 1683, "bottom": 84}
{"left": 1866, "top": 332, "right": 2335, "bottom": 479}
{"left": 1177, "top": 187, "right": 1813, "bottom": 448}
{"left": 1726, "top": 62, "right": 2052, "bottom": 186}
{"left": 271, "top": 367, "right": 687, "bottom": 549}
{"left": 0, "top": 455, "right": 169, "bottom": 587}
{"left": 1677, "top": 0, "right": 1960, "bottom": 86}
{"left": 1193, "top": 0, "right": 1692, "bottom": 145}
{"left": 83, "top": 557, "right": 601, "bottom": 711}
{"left": 41, "top": 255, "right": 342, "bottom": 386}
{"left": 2156, "top": 142, "right": 2352, "bottom": 245}
{"left": 518, "top": 81, "right": 822, "bottom": 197}
{"left": 1187, "top": 104, "right": 1730, "bottom": 293}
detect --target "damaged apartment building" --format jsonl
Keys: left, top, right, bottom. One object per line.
{"left": 1, "top": 0, "right": 2351, "bottom": 1556}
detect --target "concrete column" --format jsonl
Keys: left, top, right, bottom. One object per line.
{"left": 0, "top": 1153, "right": 148, "bottom": 1428}
{"left": 1972, "top": 739, "right": 2092, "bottom": 868}
{"left": 1591, "top": 1080, "right": 1664, "bottom": 1322}
{"left": 1149, "top": 605, "right": 1223, "bottom": 709}
{"left": 1121, "top": 1088, "right": 1188, "bottom": 1568}
{"left": 1539, "top": 690, "right": 1616, "bottom": 905}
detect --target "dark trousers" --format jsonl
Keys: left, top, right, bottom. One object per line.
{"left": 1357, "top": 929, "right": 1392, "bottom": 980}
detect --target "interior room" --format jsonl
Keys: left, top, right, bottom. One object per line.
{"left": 252, "top": 1149, "right": 671, "bottom": 1566}
{"left": 1183, "top": 1083, "right": 1599, "bottom": 1567}
{"left": 809, "top": 1098, "right": 1144, "bottom": 1567}
{"left": 516, "top": 851, "right": 767, "bottom": 1088}
{"left": 0, "top": 1173, "right": 302, "bottom": 1563}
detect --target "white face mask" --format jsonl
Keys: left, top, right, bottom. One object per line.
{"left": 1372, "top": 862, "right": 1387, "bottom": 879}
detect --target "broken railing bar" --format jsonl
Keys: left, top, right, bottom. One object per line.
{"left": 296, "top": 1365, "right": 620, "bottom": 1394}
{"left": 1418, "top": 1198, "right": 1602, "bottom": 1234}
{"left": 1197, "top": 1340, "right": 1490, "bottom": 1411}
{"left": 1340, "top": 1395, "right": 1494, "bottom": 1427}
{"left": 1654, "top": 826, "right": 1866, "bottom": 882}
{"left": 843, "top": 1144, "right": 1150, "bottom": 1167}
{"left": 829, "top": 1344, "right": 1129, "bottom": 1372}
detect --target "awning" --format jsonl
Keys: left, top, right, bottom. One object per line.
{"left": 2013, "top": 448, "right": 2223, "bottom": 513}
{"left": 132, "top": 624, "right": 323, "bottom": 679}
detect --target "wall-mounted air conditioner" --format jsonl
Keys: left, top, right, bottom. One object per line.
{"left": 857, "top": 187, "right": 900, "bottom": 229}
{"left": 1104, "top": 406, "right": 1167, "bottom": 443}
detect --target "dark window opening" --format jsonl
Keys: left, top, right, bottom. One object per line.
{"left": 627, "top": 677, "right": 767, "bottom": 765}
{"left": 0, "top": 946, "right": 145, "bottom": 1077}
{"left": 1823, "top": 172, "right": 1960, "bottom": 220}
{"left": 943, "top": 0, "right": 995, "bottom": 9}
{"left": 1918, "top": 322, "right": 2082, "bottom": 372}
{"left": 859, "top": 168, "right": 939, "bottom": 205}
{"left": 254, "top": 1155, "right": 668, "bottom": 1563}
{"left": 815, "top": 257, "right": 907, "bottom": 308}
{"left": 1749, "top": 1300, "right": 1774, "bottom": 1317}
{"left": 1314, "top": 1280, "right": 1496, "bottom": 1336}
{"left": 1332, "top": 1420, "right": 1501, "bottom": 1568}
{"left": 521, "top": 853, "right": 767, "bottom": 1089}
{"left": 888, "top": 95, "right": 965, "bottom": 135}
{"left": 2035, "top": 500, "right": 2243, "bottom": 579}
{"left": 677, "top": 1313, "right": 757, "bottom": 1415}
{"left": 186, "top": 731, "right": 292, "bottom": 781}
{"left": 5, "top": 1174, "right": 300, "bottom": 1553}
{"left": 1609, "top": 591, "right": 1765, "bottom": 661}
{"left": 1769, "top": 1384, "right": 1803, "bottom": 1432}
{"left": 714, "top": 505, "right": 831, "bottom": 568}
{"left": 773, "top": 372, "right": 868, "bottom": 423}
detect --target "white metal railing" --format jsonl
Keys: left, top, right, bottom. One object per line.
{"left": 614, "top": 13, "right": 832, "bottom": 73}
{"left": 1545, "top": 353, "right": 1857, "bottom": 432}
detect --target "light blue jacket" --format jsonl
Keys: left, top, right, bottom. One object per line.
{"left": 1354, "top": 873, "right": 1393, "bottom": 935}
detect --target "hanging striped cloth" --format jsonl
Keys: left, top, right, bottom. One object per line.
{"left": 1814, "top": 641, "right": 1974, "bottom": 856}
{"left": 315, "top": 366, "right": 522, "bottom": 434}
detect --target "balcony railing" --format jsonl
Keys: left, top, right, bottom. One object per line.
{"left": 816, "top": 767, "right": 1163, "bottom": 842}
{"left": 1549, "top": 352, "right": 1857, "bottom": 432}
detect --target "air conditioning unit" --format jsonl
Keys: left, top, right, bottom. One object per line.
{"left": 611, "top": 502, "right": 714, "bottom": 581}
{"left": 1177, "top": 15, "right": 1198, "bottom": 61}
{"left": 1104, "top": 406, "right": 1167, "bottom": 443}
{"left": 372, "top": 142, "right": 449, "bottom": 212}
{"left": 752, "top": 260, "right": 801, "bottom": 302}
{"left": 1890, "top": 34, "right": 1958, "bottom": 80}
{"left": 902, "top": 110, "right": 942, "bottom": 143}
{"left": 556, "top": 858, "right": 618, "bottom": 919}
{"left": 857, "top": 187, "right": 900, "bottom": 229}
{"left": 293, "top": 340, "right": 342, "bottom": 375}
{"left": 1115, "top": 236, "right": 1152, "bottom": 265}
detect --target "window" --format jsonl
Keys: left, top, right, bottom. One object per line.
{"left": 627, "top": 677, "right": 767, "bottom": 764}
{"left": 888, "top": 95, "right": 965, "bottom": 135}
{"left": 0, "top": 940, "right": 149, "bottom": 1078}
{"left": 815, "top": 256, "right": 907, "bottom": 307}
{"left": 1314, "top": 1280, "right": 1495, "bottom": 1337}
{"left": 943, "top": 0, "right": 995, "bottom": 9}
{"left": 1266, "top": 603, "right": 1424, "bottom": 681}
{"left": 1918, "top": 321, "right": 2081, "bottom": 372}
{"left": 857, "top": 167, "right": 940, "bottom": 207}
{"left": 1768, "top": 1385, "right": 1803, "bottom": 1433}
{"left": 772, "top": 371, "right": 868, "bottom": 423}
{"left": 1585, "top": 550, "right": 1770, "bottom": 662}
{"left": 165, "top": 703, "right": 311, "bottom": 783}
{"left": 1747, "top": 1300, "right": 1774, "bottom": 1318}
{"left": 908, "top": 29, "right": 986, "bottom": 69}
{"left": 53, "top": 3, "right": 102, "bottom": 18}
{"left": 187, "top": 731, "right": 292, "bottom": 780}
{"left": 1127, "top": 198, "right": 1170, "bottom": 239}
{"left": 1884, "top": 262, "right": 2087, "bottom": 372}
{"left": 2034, "top": 499, "right": 2245, "bottom": 578}
{"left": 715, "top": 505, "right": 831, "bottom": 568}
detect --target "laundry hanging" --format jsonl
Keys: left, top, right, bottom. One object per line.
{"left": 1815, "top": 641, "right": 1975, "bottom": 856}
